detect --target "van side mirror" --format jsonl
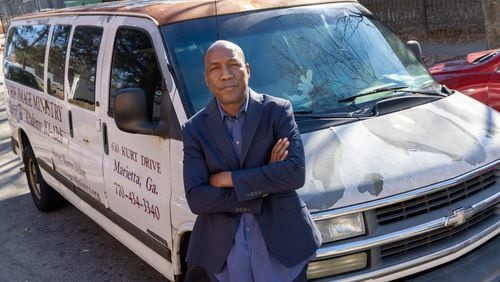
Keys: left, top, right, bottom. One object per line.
{"left": 114, "top": 88, "right": 168, "bottom": 137}
{"left": 406, "top": 40, "right": 422, "bottom": 62}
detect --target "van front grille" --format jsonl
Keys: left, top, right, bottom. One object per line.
{"left": 380, "top": 206, "right": 497, "bottom": 259}
{"left": 375, "top": 168, "right": 498, "bottom": 225}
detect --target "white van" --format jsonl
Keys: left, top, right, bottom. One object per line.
{"left": 3, "top": 0, "right": 499, "bottom": 281}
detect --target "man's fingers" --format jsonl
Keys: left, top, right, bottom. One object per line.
{"left": 270, "top": 138, "right": 283, "bottom": 162}
{"left": 275, "top": 143, "right": 289, "bottom": 161}
{"left": 276, "top": 142, "right": 288, "bottom": 155}
{"left": 273, "top": 138, "right": 287, "bottom": 152}
{"left": 279, "top": 150, "right": 288, "bottom": 161}
{"left": 270, "top": 138, "right": 289, "bottom": 163}
{"left": 276, "top": 138, "right": 289, "bottom": 155}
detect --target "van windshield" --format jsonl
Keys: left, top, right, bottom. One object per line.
{"left": 162, "top": 3, "right": 435, "bottom": 116}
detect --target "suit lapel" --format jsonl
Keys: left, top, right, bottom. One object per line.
{"left": 203, "top": 99, "right": 239, "bottom": 169}
{"left": 240, "top": 90, "right": 264, "bottom": 167}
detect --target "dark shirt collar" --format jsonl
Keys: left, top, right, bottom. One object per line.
{"left": 216, "top": 90, "right": 249, "bottom": 120}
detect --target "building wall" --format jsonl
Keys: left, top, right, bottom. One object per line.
{"left": 359, "top": 0, "right": 486, "bottom": 41}
{"left": 482, "top": 0, "right": 500, "bottom": 48}
{"left": 0, "top": 0, "right": 66, "bottom": 32}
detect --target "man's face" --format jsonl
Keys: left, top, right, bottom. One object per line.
{"left": 204, "top": 44, "right": 250, "bottom": 107}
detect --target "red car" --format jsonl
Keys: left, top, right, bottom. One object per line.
{"left": 429, "top": 49, "right": 500, "bottom": 111}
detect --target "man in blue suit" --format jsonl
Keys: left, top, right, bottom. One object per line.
{"left": 183, "top": 40, "right": 321, "bottom": 282}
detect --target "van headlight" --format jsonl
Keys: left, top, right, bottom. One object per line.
{"left": 315, "top": 213, "right": 365, "bottom": 243}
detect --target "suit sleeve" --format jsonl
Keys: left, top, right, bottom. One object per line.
{"left": 231, "top": 101, "right": 306, "bottom": 201}
{"left": 183, "top": 123, "right": 262, "bottom": 215}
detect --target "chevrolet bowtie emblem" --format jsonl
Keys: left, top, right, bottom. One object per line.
{"left": 445, "top": 207, "right": 467, "bottom": 227}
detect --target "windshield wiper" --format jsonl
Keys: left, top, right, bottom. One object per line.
{"left": 338, "top": 86, "right": 409, "bottom": 103}
{"left": 295, "top": 86, "right": 451, "bottom": 120}
{"left": 401, "top": 88, "right": 449, "bottom": 97}
{"left": 295, "top": 108, "right": 374, "bottom": 119}
{"left": 339, "top": 85, "right": 450, "bottom": 103}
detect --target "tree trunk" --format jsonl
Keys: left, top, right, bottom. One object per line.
{"left": 482, "top": 0, "right": 500, "bottom": 49}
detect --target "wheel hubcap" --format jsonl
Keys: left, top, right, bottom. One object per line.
{"left": 28, "top": 159, "right": 42, "bottom": 199}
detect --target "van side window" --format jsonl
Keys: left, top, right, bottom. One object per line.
{"left": 4, "top": 25, "right": 49, "bottom": 91}
{"left": 47, "top": 25, "right": 71, "bottom": 100}
{"left": 68, "top": 26, "right": 103, "bottom": 110}
{"left": 109, "top": 28, "right": 162, "bottom": 121}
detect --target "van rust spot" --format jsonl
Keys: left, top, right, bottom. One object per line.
{"left": 303, "top": 131, "right": 345, "bottom": 210}
{"left": 364, "top": 108, "right": 487, "bottom": 166}
{"left": 357, "top": 173, "right": 384, "bottom": 196}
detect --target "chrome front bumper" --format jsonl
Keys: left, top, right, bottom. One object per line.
{"left": 315, "top": 192, "right": 499, "bottom": 260}
{"left": 310, "top": 160, "right": 500, "bottom": 281}
{"left": 329, "top": 216, "right": 499, "bottom": 282}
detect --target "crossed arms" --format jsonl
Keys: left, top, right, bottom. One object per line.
{"left": 208, "top": 137, "right": 289, "bottom": 188}
{"left": 183, "top": 101, "right": 305, "bottom": 215}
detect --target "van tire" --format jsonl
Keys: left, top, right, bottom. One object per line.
{"left": 23, "top": 145, "right": 64, "bottom": 212}
{"left": 175, "top": 233, "right": 211, "bottom": 282}
{"left": 182, "top": 265, "right": 211, "bottom": 282}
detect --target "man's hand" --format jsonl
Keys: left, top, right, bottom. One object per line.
{"left": 209, "top": 171, "right": 233, "bottom": 188}
{"left": 269, "top": 138, "right": 289, "bottom": 163}
{"left": 209, "top": 138, "right": 288, "bottom": 189}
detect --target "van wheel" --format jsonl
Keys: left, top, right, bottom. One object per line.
{"left": 23, "top": 145, "right": 63, "bottom": 212}
{"left": 182, "top": 265, "right": 211, "bottom": 282}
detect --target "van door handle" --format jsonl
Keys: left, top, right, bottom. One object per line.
{"left": 102, "top": 122, "right": 109, "bottom": 155}
{"left": 68, "top": 110, "right": 74, "bottom": 138}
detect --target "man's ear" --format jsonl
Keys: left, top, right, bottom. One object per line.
{"left": 246, "top": 63, "right": 251, "bottom": 78}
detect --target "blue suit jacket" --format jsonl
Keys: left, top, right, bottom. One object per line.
{"left": 183, "top": 90, "right": 321, "bottom": 273}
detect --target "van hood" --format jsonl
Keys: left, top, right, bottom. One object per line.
{"left": 298, "top": 93, "right": 500, "bottom": 212}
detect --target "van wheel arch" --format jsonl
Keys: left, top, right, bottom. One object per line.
{"left": 19, "top": 129, "right": 30, "bottom": 156}
{"left": 22, "top": 144, "right": 64, "bottom": 212}
{"left": 174, "top": 232, "right": 191, "bottom": 282}
{"left": 175, "top": 232, "right": 211, "bottom": 282}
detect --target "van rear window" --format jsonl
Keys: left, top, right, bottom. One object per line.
{"left": 47, "top": 25, "right": 71, "bottom": 100}
{"left": 68, "top": 26, "right": 103, "bottom": 110}
{"left": 4, "top": 25, "right": 49, "bottom": 91}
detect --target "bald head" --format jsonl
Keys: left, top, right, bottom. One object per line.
{"left": 204, "top": 40, "right": 246, "bottom": 66}
{"left": 203, "top": 40, "right": 251, "bottom": 116}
